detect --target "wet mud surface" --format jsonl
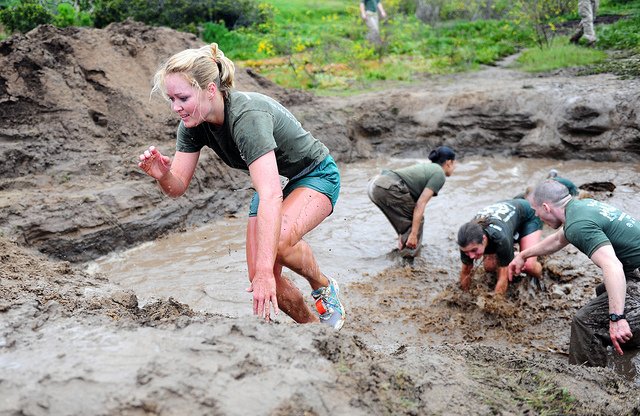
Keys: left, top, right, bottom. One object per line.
{"left": 1, "top": 22, "right": 640, "bottom": 416}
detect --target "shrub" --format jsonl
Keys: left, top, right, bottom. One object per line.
{"left": 91, "top": 0, "right": 270, "bottom": 31}
{"left": 511, "top": 0, "right": 576, "bottom": 47}
{"left": 597, "top": 15, "right": 640, "bottom": 51}
{"left": 54, "top": 2, "right": 92, "bottom": 27}
{"left": 0, "top": 0, "right": 53, "bottom": 33}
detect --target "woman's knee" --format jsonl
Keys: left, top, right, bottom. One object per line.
{"left": 276, "top": 234, "right": 294, "bottom": 260}
{"left": 483, "top": 255, "right": 498, "bottom": 272}
{"left": 522, "top": 258, "right": 542, "bottom": 275}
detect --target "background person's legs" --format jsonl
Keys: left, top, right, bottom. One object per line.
{"left": 364, "top": 11, "right": 382, "bottom": 44}
{"left": 579, "top": 0, "right": 597, "bottom": 43}
{"left": 368, "top": 175, "right": 415, "bottom": 248}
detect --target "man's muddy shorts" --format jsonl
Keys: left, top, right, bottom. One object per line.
{"left": 248, "top": 155, "right": 340, "bottom": 217}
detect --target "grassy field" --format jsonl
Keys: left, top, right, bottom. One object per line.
{"left": 202, "top": 0, "right": 639, "bottom": 92}
{"left": 205, "top": 0, "right": 531, "bottom": 92}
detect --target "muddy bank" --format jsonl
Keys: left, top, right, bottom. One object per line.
{"left": 3, "top": 233, "right": 640, "bottom": 415}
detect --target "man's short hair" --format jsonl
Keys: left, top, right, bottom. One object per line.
{"left": 530, "top": 180, "right": 571, "bottom": 207}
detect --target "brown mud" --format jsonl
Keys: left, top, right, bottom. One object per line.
{"left": 1, "top": 22, "right": 640, "bottom": 415}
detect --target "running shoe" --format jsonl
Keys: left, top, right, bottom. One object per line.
{"left": 311, "top": 277, "right": 346, "bottom": 330}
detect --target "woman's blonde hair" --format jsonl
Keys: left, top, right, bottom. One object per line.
{"left": 152, "top": 43, "right": 235, "bottom": 100}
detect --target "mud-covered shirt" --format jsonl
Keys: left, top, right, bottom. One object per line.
{"left": 460, "top": 199, "right": 543, "bottom": 267}
{"left": 176, "top": 91, "right": 329, "bottom": 180}
{"left": 392, "top": 163, "right": 446, "bottom": 202}
{"left": 564, "top": 199, "right": 640, "bottom": 274}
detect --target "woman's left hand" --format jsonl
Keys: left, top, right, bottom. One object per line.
{"left": 247, "top": 273, "right": 279, "bottom": 321}
{"left": 405, "top": 233, "right": 418, "bottom": 249}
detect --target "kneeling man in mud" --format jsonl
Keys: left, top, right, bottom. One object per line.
{"left": 457, "top": 199, "right": 543, "bottom": 294}
{"left": 509, "top": 180, "right": 640, "bottom": 366}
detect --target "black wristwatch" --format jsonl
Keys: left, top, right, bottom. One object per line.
{"left": 609, "top": 313, "right": 626, "bottom": 322}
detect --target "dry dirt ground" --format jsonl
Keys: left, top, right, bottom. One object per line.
{"left": 1, "top": 22, "right": 640, "bottom": 415}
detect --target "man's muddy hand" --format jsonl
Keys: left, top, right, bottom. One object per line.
{"left": 610, "top": 319, "right": 633, "bottom": 355}
{"left": 508, "top": 254, "right": 525, "bottom": 281}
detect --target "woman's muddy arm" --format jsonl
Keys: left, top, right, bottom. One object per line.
{"left": 460, "top": 263, "right": 473, "bottom": 291}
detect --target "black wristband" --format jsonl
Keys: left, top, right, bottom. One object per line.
{"left": 609, "top": 313, "right": 626, "bottom": 322}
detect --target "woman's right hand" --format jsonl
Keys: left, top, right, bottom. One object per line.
{"left": 138, "top": 146, "right": 171, "bottom": 180}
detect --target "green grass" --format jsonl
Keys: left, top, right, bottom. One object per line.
{"left": 597, "top": 15, "right": 640, "bottom": 51}
{"left": 216, "top": 0, "right": 639, "bottom": 92}
{"left": 226, "top": 11, "right": 534, "bottom": 93}
{"left": 514, "top": 37, "right": 608, "bottom": 72}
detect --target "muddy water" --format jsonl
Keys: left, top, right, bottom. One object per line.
{"left": 89, "top": 155, "right": 640, "bottom": 381}
{"left": 90, "top": 155, "right": 639, "bottom": 313}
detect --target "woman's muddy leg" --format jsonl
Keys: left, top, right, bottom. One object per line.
{"left": 273, "top": 264, "right": 318, "bottom": 324}
{"left": 519, "top": 231, "right": 543, "bottom": 278}
{"left": 247, "top": 217, "right": 317, "bottom": 324}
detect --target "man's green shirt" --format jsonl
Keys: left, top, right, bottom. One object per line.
{"left": 564, "top": 199, "right": 640, "bottom": 273}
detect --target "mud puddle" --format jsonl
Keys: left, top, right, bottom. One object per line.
{"left": 89, "top": 155, "right": 640, "bottom": 324}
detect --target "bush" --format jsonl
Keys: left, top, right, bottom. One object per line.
{"left": 511, "top": 0, "right": 576, "bottom": 47}
{"left": 0, "top": 0, "right": 53, "bottom": 33}
{"left": 91, "top": 0, "right": 270, "bottom": 31}
{"left": 54, "top": 2, "right": 92, "bottom": 27}
{"left": 202, "top": 22, "right": 263, "bottom": 60}
{"left": 414, "top": 0, "right": 516, "bottom": 23}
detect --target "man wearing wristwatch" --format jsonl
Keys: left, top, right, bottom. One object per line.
{"left": 508, "top": 179, "right": 640, "bottom": 367}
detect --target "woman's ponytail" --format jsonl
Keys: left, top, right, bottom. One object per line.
{"left": 210, "top": 43, "right": 235, "bottom": 93}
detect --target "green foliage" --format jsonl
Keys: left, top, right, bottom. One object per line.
{"left": 515, "top": 36, "right": 607, "bottom": 71}
{"left": 0, "top": 0, "right": 18, "bottom": 7}
{"left": 54, "top": 2, "right": 92, "bottom": 27}
{"left": 224, "top": 0, "right": 548, "bottom": 92}
{"left": 384, "top": 0, "right": 417, "bottom": 15}
{"left": 91, "top": 0, "right": 268, "bottom": 31}
{"left": 0, "top": 0, "right": 53, "bottom": 33}
{"left": 413, "top": 0, "right": 517, "bottom": 23}
{"left": 510, "top": 0, "right": 575, "bottom": 47}
{"left": 202, "top": 22, "right": 264, "bottom": 60}
{"left": 597, "top": 15, "right": 640, "bottom": 51}
{"left": 441, "top": 0, "right": 515, "bottom": 20}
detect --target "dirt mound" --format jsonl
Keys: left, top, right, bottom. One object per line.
{"left": 0, "top": 21, "right": 312, "bottom": 262}
{"left": 0, "top": 21, "right": 300, "bottom": 180}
